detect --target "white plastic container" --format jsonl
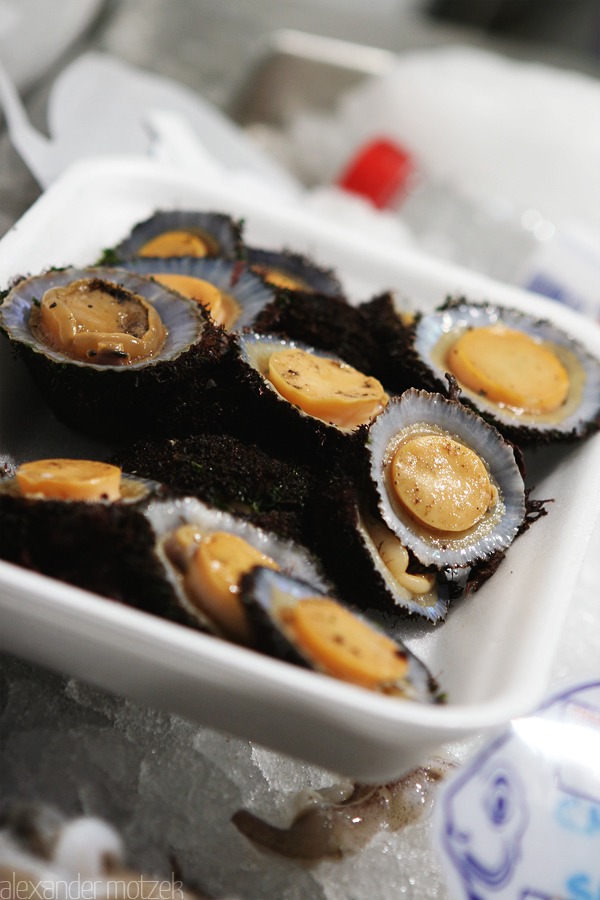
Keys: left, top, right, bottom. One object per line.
{"left": 1, "top": 155, "right": 599, "bottom": 781}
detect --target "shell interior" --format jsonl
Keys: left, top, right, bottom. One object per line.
{"left": 0, "top": 472, "right": 158, "bottom": 505}
{"left": 236, "top": 332, "right": 359, "bottom": 434}
{"left": 243, "top": 567, "right": 440, "bottom": 702}
{"left": 368, "top": 389, "right": 526, "bottom": 568}
{"left": 144, "top": 494, "right": 330, "bottom": 634}
{"left": 112, "top": 210, "right": 242, "bottom": 261}
{"left": 355, "top": 509, "right": 449, "bottom": 623}
{"left": 414, "top": 301, "right": 600, "bottom": 435}
{"left": 244, "top": 246, "right": 342, "bottom": 297}
{"left": 0, "top": 267, "right": 205, "bottom": 370}
{"left": 121, "top": 257, "right": 275, "bottom": 331}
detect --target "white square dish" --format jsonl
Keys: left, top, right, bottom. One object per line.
{"left": 1, "top": 156, "right": 599, "bottom": 781}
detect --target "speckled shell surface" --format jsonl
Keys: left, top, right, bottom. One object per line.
{"left": 236, "top": 331, "right": 365, "bottom": 432}
{"left": 306, "top": 471, "right": 453, "bottom": 624}
{"left": 232, "top": 331, "right": 372, "bottom": 467}
{"left": 0, "top": 266, "right": 223, "bottom": 440}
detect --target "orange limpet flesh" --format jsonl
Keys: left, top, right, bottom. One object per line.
{"left": 150, "top": 273, "right": 240, "bottom": 329}
{"left": 268, "top": 347, "right": 388, "bottom": 429}
{"left": 447, "top": 325, "right": 569, "bottom": 414}
{"left": 36, "top": 278, "right": 167, "bottom": 364}
{"left": 366, "top": 518, "right": 436, "bottom": 595}
{"left": 185, "top": 531, "right": 279, "bottom": 643}
{"left": 16, "top": 459, "right": 122, "bottom": 501}
{"left": 151, "top": 274, "right": 223, "bottom": 325}
{"left": 391, "top": 434, "right": 496, "bottom": 533}
{"left": 138, "top": 230, "right": 210, "bottom": 258}
{"left": 288, "top": 598, "right": 409, "bottom": 688}
{"left": 252, "top": 266, "right": 306, "bottom": 291}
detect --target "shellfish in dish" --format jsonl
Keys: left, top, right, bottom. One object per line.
{"left": 231, "top": 332, "right": 389, "bottom": 464}
{"left": 244, "top": 246, "right": 343, "bottom": 296}
{"left": 122, "top": 256, "right": 275, "bottom": 331}
{"left": 0, "top": 266, "right": 223, "bottom": 440}
{"left": 367, "top": 389, "right": 526, "bottom": 569}
{"left": 241, "top": 567, "right": 442, "bottom": 702}
{"left": 409, "top": 298, "right": 600, "bottom": 445}
{"left": 0, "top": 459, "right": 173, "bottom": 613}
{"left": 309, "top": 472, "right": 457, "bottom": 624}
{"left": 252, "top": 288, "right": 384, "bottom": 377}
{"left": 145, "top": 495, "right": 331, "bottom": 644}
{"left": 104, "top": 209, "right": 244, "bottom": 262}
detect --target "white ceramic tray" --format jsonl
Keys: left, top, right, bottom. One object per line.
{"left": 1, "top": 156, "right": 599, "bottom": 781}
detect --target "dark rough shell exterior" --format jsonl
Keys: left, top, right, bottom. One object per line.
{"left": 251, "top": 288, "right": 385, "bottom": 377}
{"left": 111, "top": 432, "right": 318, "bottom": 545}
{"left": 358, "top": 292, "right": 418, "bottom": 394}
{"left": 306, "top": 469, "right": 455, "bottom": 624}
{"left": 308, "top": 464, "right": 550, "bottom": 623}
{"left": 0, "top": 476, "right": 182, "bottom": 621}
{"left": 0, "top": 266, "right": 227, "bottom": 443}
{"left": 104, "top": 210, "right": 244, "bottom": 262}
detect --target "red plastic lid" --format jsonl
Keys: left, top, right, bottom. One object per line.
{"left": 336, "top": 138, "right": 414, "bottom": 210}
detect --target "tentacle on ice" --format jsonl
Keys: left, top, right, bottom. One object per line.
{"left": 232, "top": 760, "right": 455, "bottom": 860}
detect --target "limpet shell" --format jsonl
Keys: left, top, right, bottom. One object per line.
{"left": 411, "top": 299, "right": 600, "bottom": 445}
{"left": 368, "top": 389, "right": 526, "bottom": 568}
